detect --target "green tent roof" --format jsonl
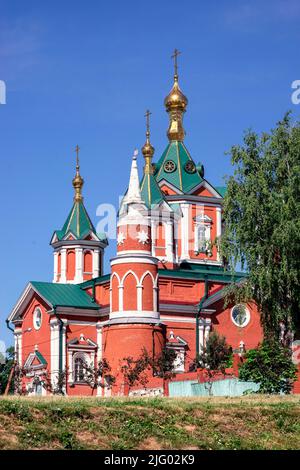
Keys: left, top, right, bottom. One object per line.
{"left": 54, "top": 200, "right": 106, "bottom": 242}
{"left": 155, "top": 141, "right": 203, "bottom": 193}
{"left": 30, "top": 281, "right": 100, "bottom": 309}
{"left": 140, "top": 172, "right": 165, "bottom": 208}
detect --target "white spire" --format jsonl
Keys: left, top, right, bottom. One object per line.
{"left": 124, "top": 149, "right": 143, "bottom": 204}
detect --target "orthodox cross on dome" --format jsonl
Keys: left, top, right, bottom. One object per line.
{"left": 145, "top": 109, "right": 151, "bottom": 134}
{"left": 136, "top": 229, "right": 149, "bottom": 244}
{"left": 75, "top": 144, "right": 80, "bottom": 169}
{"left": 171, "top": 48, "right": 181, "bottom": 78}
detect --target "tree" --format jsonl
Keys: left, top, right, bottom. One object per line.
{"left": 220, "top": 113, "right": 300, "bottom": 342}
{"left": 238, "top": 339, "right": 297, "bottom": 394}
{"left": 0, "top": 346, "right": 15, "bottom": 394}
{"left": 194, "top": 331, "right": 232, "bottom": 395}
{"left": 121, "top": 347, "right": 177, "bottom": 392}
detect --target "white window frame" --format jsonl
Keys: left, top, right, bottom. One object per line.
{"left": 33, "top": 307, "right": 42, "bottom": 330}
{"left": 231, "top": 304, "right": 250, "bottom": 328}
{"left": 194, "top": 214, "right": 212, "bottom": 254}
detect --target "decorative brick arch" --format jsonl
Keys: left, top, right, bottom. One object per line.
{"left": 66, "top": 250, "right": 75, "bottom": 281}
{"left": 110, "top": 272, "right": 121, "bottom": 312}
{"left": 122, "top": 271, "right": 138, "bottom": 311}
{"left": 83, "top": 250, "right": 93, "bottom": 274}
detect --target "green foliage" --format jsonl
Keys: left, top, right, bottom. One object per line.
{"left": 239, "top": 340, "right": 297, "bottom": 394}
{"left": 0, "top": 346, "right": 14, "bottom": 394}
{"left": 198, "top": 331, "right": 232, "bottom": 373}
{"left": 220, "top": 113, "right": 300, "bottom": 340}
{"left": 121, "top": 347, "right": 177, "bottom": 391}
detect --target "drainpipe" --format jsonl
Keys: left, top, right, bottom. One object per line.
{"left": 6, "top": 319, "right": 14, "bottom": 333}
{"left": 196, "top": 276, "right": 209, "bottom": 362}
{"left": 91, "top": 278, "right": 96, "bottom": 303}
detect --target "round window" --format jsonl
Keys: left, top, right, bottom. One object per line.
{"left": 164, "top": 160, "right": 176, "bottom": 173}
{"left": 231, "top": 304, "right": 250, "bottom": 328}
{"left": 184, "top": 161, "right": 196, "bottom": 174}
{"left": 33, "top": 307, "right": 42, "bottom": 330}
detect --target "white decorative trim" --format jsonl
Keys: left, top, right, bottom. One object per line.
{"left": 111, "top": 256, "right": 158, "bottom": 266}
{"left": 60, "top": 248, "right": 67, "bottom": 283}
{"left": 180, "top": 203, "right": 190, "bottom": 259}
{"left": 92, "top": 249, "right": 100, "bottom": 278}
{"left": 116, "top": 249, "right": 152, "bottom": 256}
{"left": 187, "top": 180, "right": 223, "bottom": 198}
{"left": 110, "top": 310, "right": 159, "bottom": 320}
{"left": 53, "top": 252, "right": 58, "bottom": 283}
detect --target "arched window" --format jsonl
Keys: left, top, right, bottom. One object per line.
{"left": 155, "top": 223, "right": 166, "bottom": 257}
{"left": 123, "top": 272, "right": 138, "bottom": 311}
{"left": 66, "top": 250, "right": 75, "bottom": 280}
{"left": 84, "top": 250, "right": 93, "bottom": 274}
{"left": 142, "top": 273, "right": 154, "bottom": 311}
{"left": 74, "top": 356, "right": 86, "bottom": 382}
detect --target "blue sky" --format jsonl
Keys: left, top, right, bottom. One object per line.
{"left": 0, "top": 0, "right": 300, "bottom": 349}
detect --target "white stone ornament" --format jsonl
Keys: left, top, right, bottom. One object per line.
{"left": 136, "top": 230, "right": 149, "bottom": 244}
{"left": 117, "top": 232, "right": 126, "bottom": 245}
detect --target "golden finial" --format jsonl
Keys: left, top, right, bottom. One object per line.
{"left": 164, "top": 49, "right": 188, "bottom": 142}
{"left": 142, "top": 109, "right": 155, "bottom": 174}
{"left": 72, "top": 145, "right": 84, "bottom": 202}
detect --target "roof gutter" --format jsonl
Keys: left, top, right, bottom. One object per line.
{"left": 6, "top": 319, "right": 14, "bottom": 333}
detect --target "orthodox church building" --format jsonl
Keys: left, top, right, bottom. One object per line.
{"left": 7, "top": 55, "right": 266, "bottom": 396}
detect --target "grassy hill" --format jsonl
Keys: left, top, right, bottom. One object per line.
{"left": 0, "top": 396, "right": 299, "bottom": 450}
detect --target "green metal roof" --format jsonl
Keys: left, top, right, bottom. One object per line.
{"left": 30, "top": 281, "right": 100, "bottom": 309}
{"left": 35, "top": 351, "right": 47, "bottom": 365}
{"left": 79, "top": 274, "right": 110, "bottom": 288}
{"left": 155, "top": 141, "right": 203, "bottom": 193}
{"left": 54, "top": 200, "right": 106, "bottom": 242}
{"left": 215, "top": 186, "right": 227, "bottom": 198}
{"left": 140, "top": 172, "right": 165, "bottom": 208}
{"left": 158, "top": 262, "right": 246, "bottom": 283}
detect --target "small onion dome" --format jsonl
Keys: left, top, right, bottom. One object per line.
{"left": 164, "top": 76, "right": 188, "bottom": 112}
{"left": 72, "top": 170, "right": 84, "bottom": 202}
{"left": 142, "top": 135, "right": 155, "bottom": 159}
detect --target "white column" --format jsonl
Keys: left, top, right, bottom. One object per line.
{"left": 180, "top": 203, "right": 190, "bottom": 259}
{"left": 216, "top": 206, "right": 222, "bottom": 262}
{"left": 50, "top": 320, "right": 60, "bottom": 387}
{"left": 14, "top": 329, "right": 22, "bottom": 365}
{"left": 204, "top": 319, "right": 211, "bottom": 347}
{"left": 151, "top": 220, "right": 157, "bottom": 257}
{"left": 199, "top": 323, "right": 205, "bottom": 354}
{"left": 53, "top": 252, "right": 58, "bottom": 283}
{"left": 153, "top": 286, "right": 158, "bottom": 313}
{"left": 75, "top": 248, "right": 83, "bottom": 283}
{"left": 93, "top": 249, "right": 100, "bottom": 278}
{"left": 60, "top": 249, "right": 67, "bottom": 283}
{"left": 96, "top": 323, "right": 103, "bottom": 397}
{"left": 137, "top": 285, "right": 143, "bottom": 311}
{"left": 118, "top": 285, "right": 124, "bottom": 311}
{"left": 165, "top": 221, "right": 174, "bottom": 263}
{"left": 68, "top": 351, "right": 73, "bottom": 383}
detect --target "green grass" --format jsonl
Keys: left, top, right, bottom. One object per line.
{"left": 0, "top": 396, "right": 299, "bottom": 450}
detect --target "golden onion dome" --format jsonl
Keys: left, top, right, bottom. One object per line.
{"left": 164, "top": 75, "right": 188, "bottom": 112}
